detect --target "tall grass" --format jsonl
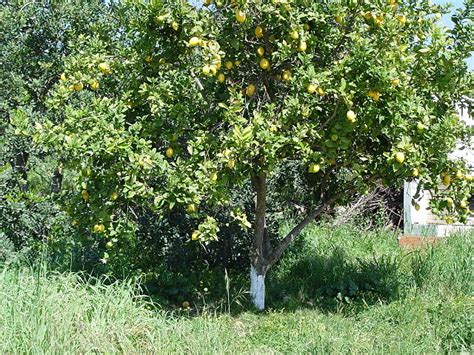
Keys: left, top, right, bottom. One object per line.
{"left": 0, "top": 224, "right": 472, "bottom": 353}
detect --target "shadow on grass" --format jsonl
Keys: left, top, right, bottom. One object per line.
{"left": 141, "top": 246, "right": 404, "bottom": 317}
{"left": 265, "top": 247, "right": 403, "bottom": 314}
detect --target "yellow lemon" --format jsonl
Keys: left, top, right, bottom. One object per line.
{"left": 257, "top": 47, "right": 265, "bottom": 57}
{"left": 111, "top": 192, "right": 119, "bottom": 201}
{"left": 282, "top": 70, "right": 292, "bottom": 81}
{"left": 155, "top": 15, "right": 166, "bottom": 24}
{"left": 346, "top": 110, "right": 357, "bottom": 123}
{"left": 446, "top": 197, "right": 454, "bottom": 207}
{"left": 397, "top": 15, "right": 407, "bottom": 24}
{"left": 395, "top": 152, "right": 405, "bottom": 164}
{"left": 73, "top": 82, "right": 83, "bottom": 91}
{"left": 374, "top": 16, "right": 384, "bottom": 26}
{"left": 187, "top": 204, "right": 197, "bottom": 214}
{"left": 307, "top": 83, "right": 317, "bottom": 94}
{"left": 82, "top": 190, "right": 90, "bottom": 201}
{"left": 298, "top": 41, "right": 307, "bottom": 52}
{"left": 90, "top": 80, "right": 99, "bottom": 91}
{"left": 308, "top": 164, "right": 321, "bottom": 173}
{"left": 60, "top": 73, "right": 67, "bottom": 81}
{"left": 368, "top": 90, "right": 381, "bottom": 101}
{"left": 188, "top": 37, "right": 201, "bottom": 47}
{"left": 442, "top": 174, "right": 451, "bottom": 186}
{"left": 166, "top": 147, "right": 174, "bottom": 158}
{"left": 259, "top": 58, "right": 270, "bottom": 70}
{"left": 246, "top": 84, "right": 256, "bottom": 97}
{"left": 225, "top": 61, "right": 233, "bottom": 70}
{"left": 217, "top": 73, "right": 226, "bottom": 83}
{"left": 191, "top": 230, "right": 199, "bottom": 241}
{"left": 235, "top": 10, "right": 246, "bottom": 23}
{"left": 255, "top": 26, "right": 264, "bottom": 38}
{"left": 202, "top": 65, "right": 211, "bottom": 76}
{"left": 98, "top": 62, "right": 111, "bottom": 74}
{"left": 209, "top": 64, "right": 217, "bottom": 75}
{"left": 290, "top": 30, "right": 299, "bottom": 40}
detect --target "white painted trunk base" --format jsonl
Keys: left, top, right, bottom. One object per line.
{"left": 250, "top": 266, "right": 265, "bottom": 310}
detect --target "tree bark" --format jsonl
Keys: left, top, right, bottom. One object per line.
{"left": 10, "top": 151, "right": 29, "bottom": 191}
{"left": 51, "top": 165, "right": 63, "bottom": 194}
{"left": 250, "top": 173, "right": 271, "bottom": 310}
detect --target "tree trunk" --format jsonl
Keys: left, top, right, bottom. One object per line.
{"left": 250, "top": 265, "right": 266, "bottom": 310}
{"left": 250, "top": 173, "right": 271, "bottom": 310}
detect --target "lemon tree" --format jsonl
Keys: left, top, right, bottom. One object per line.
{"left": 1, "top": 2, "right": 113, "bottom": 249}
{"left": 31, "top": 0, "right": 473, "bottom": 309}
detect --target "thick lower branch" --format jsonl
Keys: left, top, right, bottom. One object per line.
{"left": 268, "top": 192, "right": 343, "bottom": 267}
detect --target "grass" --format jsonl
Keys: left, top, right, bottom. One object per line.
{"left": 0, "top": 224, "right": 472, "bottom": 353}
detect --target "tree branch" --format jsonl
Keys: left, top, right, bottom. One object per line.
{"left": 268, "top": 191, "right": 345, "bottom": 268}
{"left": 320, "top": 96, "right": 342, "bottom": 130}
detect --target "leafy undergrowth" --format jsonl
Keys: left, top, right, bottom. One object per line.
{"left": 0, "top": 225, "right": 472, "bottom": 353}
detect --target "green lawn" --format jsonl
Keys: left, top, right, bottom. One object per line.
{"left": 1, "top": 225, "right": 472, "bottom": 354}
